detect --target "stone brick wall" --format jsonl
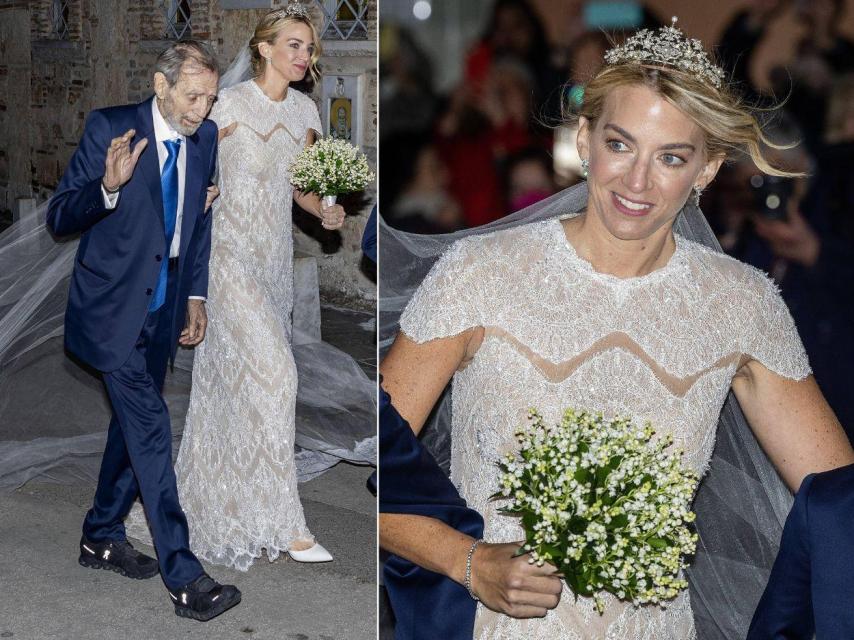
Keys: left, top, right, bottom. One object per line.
{"left": 0, "top": 2, "right": 32, "bottom": 209}
{"left": 0, "top": 0, "right": 376, "bottom": 305}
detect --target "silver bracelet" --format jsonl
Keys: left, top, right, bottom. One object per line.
{"left": 464, "top": 538, "right": 483, "bottom": 601}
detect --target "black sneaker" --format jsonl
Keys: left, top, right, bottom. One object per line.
{"left": 169, "top": 573, "right": 241, "bottom": 621}
{"left": 78, "top": 535, "right": 159, "bottom": 579}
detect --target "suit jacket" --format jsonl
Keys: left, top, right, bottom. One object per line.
{"left": 379, "top": 385, "right": 484, "bottom": 640}
{"left": 362, "top": 205, "right": 377, "bottom": 264}
{"left": 47, "top": 97, "right": 217, "bottom": 372}
{"left": 748, "top": 463, "right": 854, "bottom": 639}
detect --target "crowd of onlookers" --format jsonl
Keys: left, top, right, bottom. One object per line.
{"left": 379, "top": 0, "right": 854, "bottom": 438}
{"left": 380, "top": 0, "right": 664, "bottom": 232}
{"left": 710, "top": 0, "right": 854, "bottom": 435}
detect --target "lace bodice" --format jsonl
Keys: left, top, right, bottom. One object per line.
{"left": 213, "top": 79, "right": 322, "bottom": 192}
{"left": 209, "top": 80, "right": 321, "bottom": 315}
{"left": 399, "top": 218, "right": 810, "bottom": 639}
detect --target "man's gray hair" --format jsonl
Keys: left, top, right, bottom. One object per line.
{"left": 155, "top": 40, "right": 219, "bottom": 85}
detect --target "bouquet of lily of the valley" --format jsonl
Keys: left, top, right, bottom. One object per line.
{"left": 289, "top": 136, "right": 374, "bottom": 204}
{"left": 495, "top": 408, "right": 699, "bottom": 614}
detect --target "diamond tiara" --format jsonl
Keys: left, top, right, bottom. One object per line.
{"left": 603, "top": 17, "right": 725, "bottom": 89}
{"left": 275, "top": 1, "right": 311, "bottom": 20}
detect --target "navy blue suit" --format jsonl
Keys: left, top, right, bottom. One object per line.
{"left": 379, "top": 385, "right": 484, "bottom": 640}
{"left": 748, "top": 463, "right": 854, "bottom": 639}
{"left": 47, "top": 97, "right": 216, "bottom": 590}
{"left": 48, "top": 98, "right": 214, "bottom": 372}
{"left": 362, "top": 205, "right": 377, "bottom": 264}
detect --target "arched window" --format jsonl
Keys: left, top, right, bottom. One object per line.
{"left": 316, "top": 0, "right": 369, "bottom": 40}
{"left": 51, "top": 0, "right": 70, "bottom": 39}
{"left": 165, "top": 0, "right": 192, "bottom": 40}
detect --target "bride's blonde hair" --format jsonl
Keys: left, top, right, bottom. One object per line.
{"left": 574, "top": 63, "right": 803, "bottom": 177}
{"left": 249, "top": 9, "right": 322, "bottom": 83}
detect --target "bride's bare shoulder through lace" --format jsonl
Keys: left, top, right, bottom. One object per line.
{"left": 400, "top": 219, "right": 809, "bottom": 639}
{"left": 126, "top": 80, "right": 322, "bottom": 570}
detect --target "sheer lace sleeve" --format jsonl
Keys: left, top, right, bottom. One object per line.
{"left": 289, "top": 89, "right": 322, "bottom": 139}
{"left": 742, "top": 268, "right": 811, "bottom": 379}
{"left": 209, "top": 89, "right": 235, "bottom": 130}
{"left": 399, "top": 237, "right": 485, "bottom": 343}
{"left": 306, "top": 95, "right": 322, "bottom": 137}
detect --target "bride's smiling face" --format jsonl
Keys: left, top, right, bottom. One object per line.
{"left": 577, "top": 84, "right": 723, "bottom": 242}
{"left": 259, "top": 21, "right": 315, "bottom": 84}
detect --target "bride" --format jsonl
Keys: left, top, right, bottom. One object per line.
{"left": 379, "top": 19, "right": 853, "bottom": 639}
{"left": 128, "top": 5, "right": 344, "bottom": 569}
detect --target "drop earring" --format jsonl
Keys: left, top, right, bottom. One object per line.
{"left": 692, "top": 185, "right": 703, "bottom": 207}
{"left": 581, "top": 159, "right": 590, "bottom": 179}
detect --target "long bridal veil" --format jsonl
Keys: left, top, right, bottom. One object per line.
{"left": 0, "top": 44, "right": 375, "bottom": 490}
{"left": 379, "top": 182, "right": 792, "bottom": 640}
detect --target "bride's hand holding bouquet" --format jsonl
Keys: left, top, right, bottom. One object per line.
{"left": 495, "top": 409, "right": 699, "bottom": 614}
{"left": 467, "top": 540, "right": 563, "bottom": 618}
{"left": 289, "top": 136, "right": 374, "bottom": 230}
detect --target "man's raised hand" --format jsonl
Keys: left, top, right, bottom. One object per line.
{"left": 102, "top": 129, "right": 148, "bottom": 192}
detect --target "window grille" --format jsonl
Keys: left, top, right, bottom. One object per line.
{"left": 165, "top": 0, "right": 192, "bottom": 40}
{"left": 314, "top": 0, "right": 369, "bottom": 41}
{"left": 51, "top": 0, "right": 70, "bottom": 39}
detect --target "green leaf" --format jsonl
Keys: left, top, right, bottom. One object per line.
{"left": 540, "top": 543, "right": 562, "bottom": 562}
{"left": 610, "top": 514, "right": 628, "bottom": 528}
{"left": 648, "top": 537, "right": 667, "bottom": 549}
{"left": 563, "top": 568, "right": 582, "bottom": 594}
{"left": 568, "top": 517, "right": 587, "bottom": 535}
{"left": 521, "top": 512, "right": 537, "bottom": 530}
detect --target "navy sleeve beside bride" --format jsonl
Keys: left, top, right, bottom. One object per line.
{"left": 379, "top": 385, "right": 484, "bottom": 640}
{"left": 749, "top": 463, "right": 854, "bottom": 639}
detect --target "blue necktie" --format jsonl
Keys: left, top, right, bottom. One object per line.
{"left": 150, "top": 138, "right": 181, "bottom": 312}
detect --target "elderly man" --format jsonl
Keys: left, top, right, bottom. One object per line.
{"left": 47, "top": 40, "right": 239, "bottom": 621}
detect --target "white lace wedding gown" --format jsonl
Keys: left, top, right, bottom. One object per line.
{"left": 399, "top": 217, "right": 810, "bottom": 639}
{"left": 128, "top": 80, "right": 321, "bottom": 570}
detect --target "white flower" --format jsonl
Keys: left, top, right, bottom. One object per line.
{"left": 289, "top": 137, "right": 375, "bottom": 196}
{"left": 494, "top": 408, "right": 698, "bottom": 614}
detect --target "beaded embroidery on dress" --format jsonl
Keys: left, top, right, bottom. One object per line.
{"left": 399, "top": 218, "right": 810, "bottom": 639}
{"left": 127, "top": 80, "right": 322, "bottom": 570}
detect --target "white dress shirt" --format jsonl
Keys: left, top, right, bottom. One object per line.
{"left": 102, "top": 99, "right": 204, "bottom": 301}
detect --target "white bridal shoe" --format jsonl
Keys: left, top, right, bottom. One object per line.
{"left": 287, "top": 542, "right": 333, "bottom": 563}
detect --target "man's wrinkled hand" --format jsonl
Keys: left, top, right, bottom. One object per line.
{"left": 179, "top": 299, "right": 208, "bottom": 346}
{"left": 103, "top": 129, "right": 148, "bottom": 192}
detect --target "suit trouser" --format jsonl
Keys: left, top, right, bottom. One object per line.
{"left": 82, "top": 268, "right": 204, "bottom": 590}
